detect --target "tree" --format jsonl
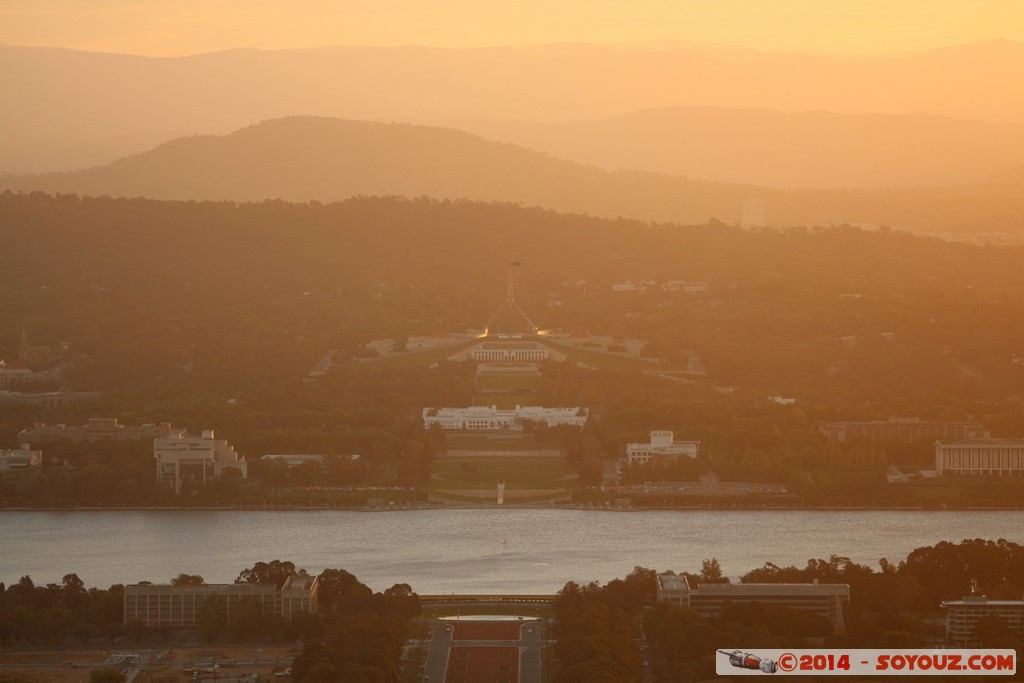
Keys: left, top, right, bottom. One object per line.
{"left": 89, "top": 669, "right": 126, "bottom": 683}
{"left": 236, "top": 560, "right": 307, "bottom": 588}
{"left": 700, "top": 558, "right": 730, "bottom": 584}
{"left": 170, "top": 573, "right": 205, "bottom": 586}
{"left": 316, "top": 569, "right": 372, "bottom": 613}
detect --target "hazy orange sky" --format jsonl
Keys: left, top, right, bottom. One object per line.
{"left": 2, "top": 0, "right": 1023, "bottom": 56}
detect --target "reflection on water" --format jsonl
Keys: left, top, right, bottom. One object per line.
{"left": 439, "top": 615, "right": 540, "bottom": 621}
{"left": 2, "top": 508, "right": 1023, "bottom": 593}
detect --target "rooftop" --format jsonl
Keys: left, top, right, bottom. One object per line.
{"left": 935, "top": 439, "right": 1024, "bottom": 447}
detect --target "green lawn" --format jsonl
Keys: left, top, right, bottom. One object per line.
{"left": 475, "top": 373, "right": 543, "bottom": 392}
{"left": 538, "top": 338, "right": 677, "bottom": 372}
{"left": 473, "top": 392, "right": 541, "bottom": 409}
{"left": 444, "top": 433, "right": 542, "bottom": 451}
{"left": 359, "top": 338, "right": 479, "bottom": 369}
{"left": 427, "top": 456, "right": 580, "bottom": 502}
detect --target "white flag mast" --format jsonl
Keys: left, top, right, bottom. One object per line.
{"left": 484, "top": 258, "right": 537, "bottom": 334}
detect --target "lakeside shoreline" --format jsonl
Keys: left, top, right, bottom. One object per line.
{"left": 2, "top": 503, "right": 1023, "bottom": 512}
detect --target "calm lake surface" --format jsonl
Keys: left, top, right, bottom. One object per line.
{"left": 2, "top": 509, "right": 1022, "bottom": 593}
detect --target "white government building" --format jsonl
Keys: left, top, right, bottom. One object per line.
{"left": 934, "top": 439, "right": 1024, "bottom": 476}
{"left": 470, "top": 342, "right": 550, "bottom": 362}
{"left": 626, "top": 431, "right": 700, "bottom": 466}
{"left": 422, "top": 405, "right": 589, "bottom": 430}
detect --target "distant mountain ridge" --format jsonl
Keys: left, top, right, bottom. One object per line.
{"left": 4, "top": 116, "right": 1022, "bottom": 235}
{"left": 1, "top": 40, "right": 1023, "bottom": 173}
{"left": 450, "top": 106, "right": 1024, "bottom": 189}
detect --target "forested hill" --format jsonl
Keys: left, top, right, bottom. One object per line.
{"left": 2, "top": 192, "right": 1024, "bottom": 406}
{"left": 3, "top": 116, "right": 1023, "bottom": 235}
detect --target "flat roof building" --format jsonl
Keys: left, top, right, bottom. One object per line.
{"left": 155, "top": 430, "right": 247, "bottom": 494}
{"left": 124, "top": 575, "right": 318, "bottom": 627}
{"left": 19, "top": 418, "right": 181, "bottom": 444}
{"left": 941, "top": 596, "right": 1024, "bottom": 647}
{"left": 0, "top": 443, "right": 42, "bottom": 473}
{"left": 626, "top": 431, "right": 700, "bottom": 466}
{"left": 422, "top": 405, "right": 588, "bottom": 430}
{"left": 471, "top": 342, "right": 550, "bottom": 362}
{"left": 822, "top": 418, "right": 988, "bottom": 443}
{"left": 934, "top": 439, "right": 1024, "bottom": 476}
{"left": 656, "top": 574, "right": 849, "bottom": 634}
{"left": 0, "top": 361, "right": 34, "bottom": 390}
{"left": 0, "top": 390, "right": 100, "bottom": 409}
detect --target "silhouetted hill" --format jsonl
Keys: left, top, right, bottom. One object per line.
{"left": 454, "top": 107, "right": 1024, "bottom": 189}
{"left": 3, "top": 117, "right": 1023, "bottom": 234}
{"left": 2, "top": 40, "right": 1023, "bottom": 173}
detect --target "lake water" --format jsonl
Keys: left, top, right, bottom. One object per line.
{"left": 2, "top": 509, "right": 1022, "bottom": 593}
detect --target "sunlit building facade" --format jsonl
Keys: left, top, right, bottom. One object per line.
{"left": 422, "top": 405, "right": 589, "bottom": 430}
{"left": 470, "top": 342, "right": 549, "bottom": 362}
{"left": 934, "top": 439, "right": 1024, "bottom": 476}
{"left": 123, "top": 575, "right": 318, "bottom": 627}
{"left": 625, "top": 430, "right": 700, "bottom": 466}
{"left": 155, "top": 430, "right": 248, "bottom": 493}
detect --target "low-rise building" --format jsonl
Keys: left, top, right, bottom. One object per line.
{"left": 422, "top": 405, "right": 589, "bottom": 430}
{"left": 19, "top": 418, "right": 181, "bottom": 444}
{"left": 822, "top": 418, "right": 989, "bottom": 443}
{"left": 123, "top": 575, "right": 318, "bottom": 627}
{"left": 656, "top": 574, "right": 849, "bottom": 634}
{"left": 155, "top": 430, "right": 247, "bottom": 494}
{"left": 626, "top": 431, "right": 699, "bottom": 466}
{"left": 0, "top": 361, "right": 34, "bottom": 389}
{"left": 941, "top": 596, "right": 1024, "bottom": 646}
{"left": 934, "top": 439, "right": 1024, "bottom": 476}
{"left": 0, "top": 390, "right": 100, "bottom": 409}
{"left": 0, "top": 443, "right": 42, "bottom": 473}
{"left": 260, "top": 454, "right": 325, "bottom": 467}
{"left": 470, "top": 342, "right": 550, "bottom": 362}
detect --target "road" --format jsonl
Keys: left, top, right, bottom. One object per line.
{"left": 422, "top": 621, "right": 452, "bottom": 681}
{"left": 518, "top": 621, "right": 544, "bottom": 683}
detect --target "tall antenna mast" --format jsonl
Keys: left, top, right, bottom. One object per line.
{"left": 484, "top": 258, "right": 537, "bottom": 334}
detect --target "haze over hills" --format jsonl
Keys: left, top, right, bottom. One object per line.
{"left": 2, "top": 40, "right": 1023, "bottom": 173}
{"left": 453, "top": 107, "right": 1024, "bottom": 189}
{"left": 4, "top": 116, "right": 1023, "bottom": 235}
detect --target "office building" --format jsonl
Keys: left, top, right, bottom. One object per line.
{"left": 124, "top": 575, "right": 318, "bottom": 627}
{"left": 422, "top": 405, "right": 589, "bottom": 430}
{"left": 656, "top": 574, "right": 849, "bottom": 634}
{"left": 0, "top": 390, "right": 100, "bottom": 409}
{"left": 19, "top": 418, "right": 181, "bottom": 444}
{"left": 155, "top": 430, "right": 247, "bottom": 494}
{"left": 821, "top": 418, "right": 989, "bottom": 443}
{"left": 626, "top": 431, "right": 700, "bottom": 466}
{"left": 934, "top": 439, "right": 1024, "bottom": 476}
{"left": 941, "top": 596, "right": 1024, "bottom": 647}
